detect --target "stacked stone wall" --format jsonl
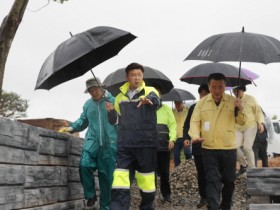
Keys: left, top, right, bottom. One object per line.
{"left": 0, "top": 117, "right": 93, "bottom": 210}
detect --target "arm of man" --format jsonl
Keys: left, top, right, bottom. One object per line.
{"left": 105, "top": 101, "right": 119, "bottom": 125}
{"left": 188, "top": 102, "right": 202, "bottom": 141}
{"left": 69, "top": 102, "right": 90, "bottom": 132}
{"left": 167, "top": 105, "right": 177, "bottom": 150}
{"left": 137, "top": 88, "right": 161, "bottom": 109}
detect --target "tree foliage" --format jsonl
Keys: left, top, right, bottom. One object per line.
{"left": 272, "top": 115, "right": 278, "bottom": 120}
{"left": 0, "top": 90, "right": 28, "bottom": 119}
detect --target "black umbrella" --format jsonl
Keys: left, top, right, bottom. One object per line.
{"left": 161, "top": 88, "right": 196, "bottom": 102}
{"left": 185, "top": 27, "right": 280, "bottom": 85}
{"left": 180, "top": 63, "right": 253, "bottom": 87}
{"left": 184, "top": 27, "right": 280, "bottom": 115}
{"left": 103, "top": 66, "right": 174, "bottom": 96}
{"left": 185, "top": 27, "right": 280, "bottom": 64}
{"left": 35, "top": 26, "right": 136, "bottom": 90}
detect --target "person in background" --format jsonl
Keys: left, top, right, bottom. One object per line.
{"left": 108, "top": 62, "right": 161, "bottom": 210}
{"left": 173, "top": 101, "right": 191, "bottom": 167}
{"left": 253, "top": 108, "right": 273, "bottom": 167}
{"left": 183, "top": 83, "right": 209, "bottom": 209}
{"left": 59, "top": 77, "right": 117, "bottom": 210}
{"left": 155, "top": 86, "right": 176, "bottom": 203}
{"left": 233, "top": 86, "right": 264, "bottom": 176}
{"left": 189, "top": 73, "right": 246, "bottom": 210}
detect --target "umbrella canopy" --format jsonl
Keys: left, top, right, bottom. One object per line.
{"left": 161, "top": 88, "right": 196, "bottom": 102}
{"left": 185, "top": 27, "right": 280, "bottom": 64}
{"left": 103, "top": 66, "right": 174, "bottom": 96}
{"left": 180, "top": 63, "right": 254, "bottom": 87}
{"left": 240, "top": 68, "right": 259, "bottom": 81}
{"left": 35, "top": 26, "right": 136, "bottom": 90}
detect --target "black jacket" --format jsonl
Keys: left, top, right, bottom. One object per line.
{"left": 183, "top": 103, "right": 202, "bottom": 155}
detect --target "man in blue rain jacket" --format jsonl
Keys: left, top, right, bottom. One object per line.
{"left": 107, "top": 63, "right": 161, "bottom": 210}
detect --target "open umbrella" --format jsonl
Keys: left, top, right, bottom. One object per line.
{"left": 185, "top": 27, "right": 280, "bottom": 64}
{"left": 103, "top": 66, "right": 174, "bottom": 96}
{"left": 161, "top": 88, "right": 196, "bottom": 102}
{"left": 180, "top": 63, "right": 255, "bottom": 87}
{"left": 184, "top": 27, "right": 280, "bottom": 115}
{"left": 35, "top": 26, "right": 136, "bottom": 90}
{"left": 184, "top": 27, "right": 280, "bottom": 85}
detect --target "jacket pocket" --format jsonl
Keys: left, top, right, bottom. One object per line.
{"left": 83, "top": 139, "right": 99, "bottom": 157}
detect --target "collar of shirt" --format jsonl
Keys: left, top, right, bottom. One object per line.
{"left": 127, "top": 87, "right": 140, "bottom": 100}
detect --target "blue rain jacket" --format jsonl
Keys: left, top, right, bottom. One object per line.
{"left": 70, "top": 91, "right": 118, "bottom": 156}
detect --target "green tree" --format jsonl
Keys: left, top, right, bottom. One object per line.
{"left": 0, "top": 90, "right": 28, "bottom": 119}
{"left": 272, "top": 115, "right": 278, "bottom": 120}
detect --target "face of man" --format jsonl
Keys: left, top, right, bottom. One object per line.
{"left": 208, "top": 79, "right": 225, "bottom": 102}
{"left": 126, "top": 69, "right": 144, "bottom": 90}
{"left": 174, "top": 101, "right": 184, "bottom": 111}
{"left": 88, "top": 86, "right": 103, "bottom": 101}
{"left": 233, "top": 88, "right": 244, "bottom": 98}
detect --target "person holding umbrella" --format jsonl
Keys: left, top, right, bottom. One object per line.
{"left": 107, "top": 63, "right": 161, "bottom": 210}
{"left": 188, "top": 73, "right": 246, "bottom": 210}
{"left": 59, "top": 77, "right": 118, "bottom": 209}
{"left": 183, "top": 83, "right": 210, "bottom": 209}
{"left": 232, "top": 86, "right": 264, "bottom": 175}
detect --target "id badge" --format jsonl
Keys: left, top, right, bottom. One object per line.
{"left": 204, "top": 122, "right": 210, "bottom": 131}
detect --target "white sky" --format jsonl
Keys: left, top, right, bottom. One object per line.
{"left": 2, "top": 0, "right": 280, "bottom": 137}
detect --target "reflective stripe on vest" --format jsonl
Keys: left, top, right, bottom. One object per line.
{"left": 112, "top": 168, "right": 130, "bottom": 189}
{"left": 135, "top": 170, "right": 156, "bottom": 192}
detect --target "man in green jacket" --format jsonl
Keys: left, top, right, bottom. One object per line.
{"left": 59, "top": 77, "right": 117, "bottom": 210}
{"left": 155, "top": 87, "right": 176, "bottom": 203}
{"left": 189, "top": 73, "right": 246, "bottom": 210}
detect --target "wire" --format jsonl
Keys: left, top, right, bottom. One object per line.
{"left": 27, "top": 0, "right": 50, "bottom": 12}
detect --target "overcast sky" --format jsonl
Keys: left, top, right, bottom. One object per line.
{"left": 2, "top": 0, "right": 280, "bottom": 136}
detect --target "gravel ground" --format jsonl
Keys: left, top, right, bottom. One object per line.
{"left": 130, "top": 160, "right": 250, "bottom": 210}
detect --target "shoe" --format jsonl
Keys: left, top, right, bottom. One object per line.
{"left": 236, "top": 165, "right": 246, "bottom": 177}
{"left": 197, "top": 197, "right": 207, "bottom": 208}
{"left": 87, "top": 196, "right": 97, "bottom": 207}
{"left": 219, "top": 203, "right": 231, "bottom": 210}
{"left": 163, "top": 194, "right": 172, "bottom": 203}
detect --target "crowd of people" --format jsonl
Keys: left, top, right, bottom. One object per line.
{"left": 59, "top": 62, "right": 270, "bottom": 210}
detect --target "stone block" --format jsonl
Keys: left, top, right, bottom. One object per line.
{"left": 69, "top": 136, "right": 84, "bottom": 155}
{"left": 68, "top": 167, "right": 80, "bottom": 182}
{"left": 68, "top": 182, "right": 84, "bottom": 200}
{"left": 0, "top": 164, "right": 25, "bottom": 184}
{"left": 37, "top": 155, "right": 68, "bottom": 166}
{"left": 0, "top": 146, "right": 38, "bottom": 165}
{"left": 39, "top": 136, "right": 68, "bottom": 156}
{"left": 68, "top": 154, "right": 81, "bottom": 167}
{"left": 0, "top": 186, "right": 24, "bottom": 209}
{"left": 25, "top": 166, "right": 67, "bottom": 188}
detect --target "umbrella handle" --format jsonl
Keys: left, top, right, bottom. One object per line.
{"left": 234, "top": 107, "right": 238, "bottom": 117}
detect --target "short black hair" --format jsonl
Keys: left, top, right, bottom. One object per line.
{"left": 198, "top": 83, "right": 209, "bottom": 93}
{"left": 125, "top": 62, "right": 144, "bottom": 75}
{"left": 236, "top": 85, "right": 246, "bottom": 92}
{"left": 207, "top": 73, "right": 226, "bottom": 83}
